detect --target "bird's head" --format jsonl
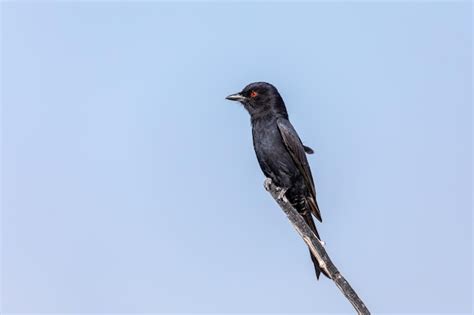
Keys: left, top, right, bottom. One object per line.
{"left": 226, "top": 82, "right": 288, "bottom": 118}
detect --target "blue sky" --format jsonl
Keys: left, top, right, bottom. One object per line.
{"left": 1, "top": 1, "right": 472, "bottom": 314}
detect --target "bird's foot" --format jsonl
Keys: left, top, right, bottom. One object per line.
{"left": 264, "top": 178, "right": 288, "bottom": 202}
{"left": 277, "top": 187, "right": 288, "bottom": 201}
{"left": 264, "top": 178, "right": 273, "bottom": 191}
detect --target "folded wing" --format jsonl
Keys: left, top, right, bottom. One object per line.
{"left": 277, "top": 118, "right": 322, "bottom": 222}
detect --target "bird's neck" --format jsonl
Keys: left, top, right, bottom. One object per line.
{"left": 250, "top": 110, "right": 288, "bottom": 126}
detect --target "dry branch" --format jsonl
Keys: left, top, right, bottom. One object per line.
{"left": 264, "top": 179, "right": 370, "bottom": 315}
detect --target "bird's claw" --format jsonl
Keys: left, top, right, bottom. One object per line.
{"left": 264, "top": 178, "right": 273, "bottom": 191}
{"left": 264, "top": 178, "right": 288, "bottom": 202}
{"left": 277, "top": 188, "right": 288, "bottom": 201}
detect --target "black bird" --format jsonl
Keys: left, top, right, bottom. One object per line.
{"left": 226, "top": 82, "right": 328, "bottom": 279}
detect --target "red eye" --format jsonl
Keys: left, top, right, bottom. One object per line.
{"left": 250, "top": 91, "right": 258, "bottom": 98}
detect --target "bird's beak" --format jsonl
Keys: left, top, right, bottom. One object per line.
{"left": 225, "top": 93, "right": 246, "bottom": 102}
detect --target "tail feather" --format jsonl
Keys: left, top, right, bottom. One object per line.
{"left": 302, "top": 211, "right": 330, "bottom": 280}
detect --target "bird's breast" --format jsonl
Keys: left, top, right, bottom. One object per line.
{"left": 252, "top": 121, "right": 283, "bottom": 154}
{"left": 251, "top": 120, "right": 297, "bottom": 185}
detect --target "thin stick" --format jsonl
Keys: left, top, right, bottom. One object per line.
{"left": 265, "top": 179, "right": 370, "bottom": 315}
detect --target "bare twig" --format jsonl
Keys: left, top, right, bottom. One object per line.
{"left": 265, "top": 179, "right": 370, "bottom": 315}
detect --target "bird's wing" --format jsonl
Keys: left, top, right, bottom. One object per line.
{"left": 277, "top": 118, "right": 322, "bottom": 222}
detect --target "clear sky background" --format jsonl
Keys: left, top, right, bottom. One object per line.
{"left": 1, "top": 1, "right": 472, "bottom": 314}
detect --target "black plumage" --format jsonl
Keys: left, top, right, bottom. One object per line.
{"left": 226, "top": 82, "right": 328, "bottom": 280}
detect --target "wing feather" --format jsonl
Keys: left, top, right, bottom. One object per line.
{"left": 277, "top": 118, "right": 322, "bottom": 222}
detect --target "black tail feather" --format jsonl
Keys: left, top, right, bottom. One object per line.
{"left": 302, "top": 211, "right": 330, "bottom": 280}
